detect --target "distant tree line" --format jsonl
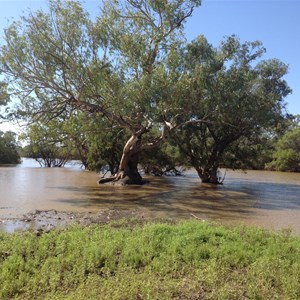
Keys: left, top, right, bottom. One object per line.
{"left": 17, "top": 114, "right": 300, "bottom": 174}
{"left": 0, "top": 0, "right": 299, "bottom": 182}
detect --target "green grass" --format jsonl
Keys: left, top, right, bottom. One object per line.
{"left": 1, "top": 220, "right": 300, "bottom": 299}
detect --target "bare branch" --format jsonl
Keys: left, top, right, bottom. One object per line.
{"left": 68, "top": 96, "right": 136, "bottom": 133}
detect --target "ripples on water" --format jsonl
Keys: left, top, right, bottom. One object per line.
{"left": 1, "top": 158, "right": 300, "bottom": 233}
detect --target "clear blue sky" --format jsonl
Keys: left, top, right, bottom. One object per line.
{"left": 186, "top": 0, "right": 300, "bottom": 116}
{"left": 0, "top": 0, "right": 299, "bottom": 132}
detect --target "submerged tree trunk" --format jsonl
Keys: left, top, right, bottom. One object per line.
{"left": 69, "top": 98, "right": 174, "bottom": 185}
{"left": 98, "top": 134, "right": 143, "bottom": 185}
{"left": 196, "top": 167, "right": 220, "bottom": 184}
{"left": 195, "top": 148, "right": 226, "bottom": 184}
{"left": 195, "top": 161, "right": 224, "bottom": 184}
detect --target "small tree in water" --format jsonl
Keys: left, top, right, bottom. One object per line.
{"left": 20, "top": 121, "right": 72, "bottom": 167}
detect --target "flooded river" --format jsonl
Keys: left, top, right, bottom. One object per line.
{"left": 1, "top": 158, "right": 300, "bottom": 233}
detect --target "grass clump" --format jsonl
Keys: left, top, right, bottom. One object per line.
{"left": 0, "top": 220, "right": 300, "bottom": 299}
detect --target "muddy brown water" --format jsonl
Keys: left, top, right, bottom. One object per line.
{"left": 1, "top": 158, "right": 300, "bottom": 233}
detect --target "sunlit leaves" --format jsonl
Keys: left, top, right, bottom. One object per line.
{"left": 0, "top": 0, "right": 203, "bottom": 132}
{"left": 267, "top": 127, "right": 300, "bottom": 172}
{"left": 0, "top": 0, "right": 109, "bottom": 117}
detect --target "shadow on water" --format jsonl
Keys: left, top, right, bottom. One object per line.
{"left": 47, "top": 172, "right": 300, "bottom": 222}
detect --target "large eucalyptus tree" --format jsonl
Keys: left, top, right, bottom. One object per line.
{"left": 0, "top": 0, "right": 202, "bottom": 184}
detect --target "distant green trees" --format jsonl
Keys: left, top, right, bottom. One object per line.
{"left": 267, "top": 127, "right": 300, "bottom": 172}
{"left": 0, "top": 130, "right": 21, "bottom": 164}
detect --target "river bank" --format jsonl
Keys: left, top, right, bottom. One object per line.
{"left": 0, "top": 209, "right": 147, "bottom": 234}
{"left": 1, "top": 219, "right": 300, "bottom": 299}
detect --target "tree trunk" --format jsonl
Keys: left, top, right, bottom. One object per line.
{"left": 194, "top": 148, "right": 225, "bottom": 184}
{"left": 98, "top": 134, "right": 143, "bottom": 185}
{"left": 195, "top": 165, "right": 222, "bottom": 184}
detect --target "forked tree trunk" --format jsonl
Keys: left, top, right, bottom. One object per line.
{"left": 194, "top": 149, "right": 225, "bottom": 184}
{"left": 98, "top": 134, "right": 143, "bottom": 185}
{"left": 68, "top": 97, "right": 173, "bottom": 185}
{"left": 195, "top": 165, "right": 222, "bottom": 184}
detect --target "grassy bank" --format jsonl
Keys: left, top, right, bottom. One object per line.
{"left": 1, "top": 220, "right": 300, "bottom": 299}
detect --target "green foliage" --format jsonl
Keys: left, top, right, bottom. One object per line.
{"left": 20, "top": 121, "right": 73, "bottom": 167}
{"left": 0, "top": 0, "right": 204, "bottom": 181}
{"left": 0, "top": 130, "right": 21, "bottom": 164}
{"left": 0, "top": 0, "right": 202, "bottom": 131}
{"left": 0, "top": 81, "right": 10, "bottom": 108}
{"left": 56, "top": 112, "right": 128, "bottom": 173}
{"left": 267, "top": 127, "right": 300, "bottom": 172}
{"left": 0, "top": 0, "right": 292, "bottom": 180}
{"left": 172, "top": 35, "right": 291, "bottom": 182}
{"left": 0, "top": 0, "right": 108, "bottom": 122}
{"left": 222, "top": 135, "right": 274, "bottom": 170}
{"left": 140, "top": 140, "right": 184, "bottom": 176}
{"left": 1, "top": 220, "right": 300, "bottom": 299}
{"left": 20, "top": 110, "right": 127, "bottom": 172}
{"left": 83, "top": 122, "right": 127, "bottom": 173}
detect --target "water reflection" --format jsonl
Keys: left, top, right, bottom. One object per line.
{"left": 1, "top": 159, "right": 300, "bottom": 233}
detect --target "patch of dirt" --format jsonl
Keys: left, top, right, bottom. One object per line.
{"left": 0, "top": 209, "right": 150, "bottom": 234}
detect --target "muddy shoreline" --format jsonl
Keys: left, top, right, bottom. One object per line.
{"left": 0, "top": 209, "right": 154, "bottom": 234}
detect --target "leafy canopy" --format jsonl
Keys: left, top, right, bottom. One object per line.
{"left": 0, "top": 0, "right": 202, "bottom": 135}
